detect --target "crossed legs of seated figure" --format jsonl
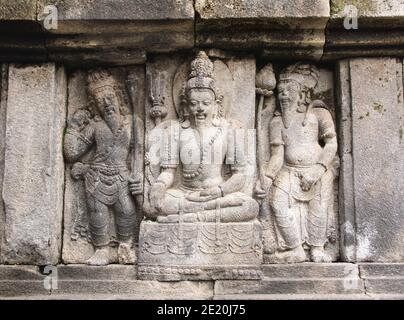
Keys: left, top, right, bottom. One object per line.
{"left": 86, "top": 191, "right": 137, "bottom": 266}
{"left": 156, "top": 190, "right": 259, "bottom": 223}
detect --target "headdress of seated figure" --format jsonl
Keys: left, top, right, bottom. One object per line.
{"left": 279, "top": 63, "right": 320, "bottom": 113}
{"left": 180, "top": 51, "right": 224, "bottom": 127}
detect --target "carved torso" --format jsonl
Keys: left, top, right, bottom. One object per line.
{"left": 282, "top": 111, "right": 323, "bottom": 166}
{"left": 90, "top": 116, "right": 132, "bottom": 167}
{"left": 179, "top": 125, "right": 228, "bottom": 190}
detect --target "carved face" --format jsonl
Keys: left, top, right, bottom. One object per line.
{"left": 186, "top": 89, "right": 216, "bottom": 127}
{"left": 92, "top": 86, "right": 120, "bottom": 118}
{"left": 277, "top": 80, "right": 301, "bottom": 112}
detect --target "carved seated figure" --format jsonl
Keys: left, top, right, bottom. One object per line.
{"left": 147, "top": 52, "right": 259, "bottom": 224}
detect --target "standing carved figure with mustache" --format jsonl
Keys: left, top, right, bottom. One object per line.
{"left": 64, "top": 69, "right": 142, "bottom": 266}
{"left": 255, "top": 63, "right": 339, "bottom": 263}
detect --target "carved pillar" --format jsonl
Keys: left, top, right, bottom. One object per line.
{"left": 0, "top": 63, "right": 67, "bottom": 264}
{"left": 0, "top": 65, "right": 8, "bottom": 263}
{"left": 337, "top": 58, "right": 404, "bottom": 262}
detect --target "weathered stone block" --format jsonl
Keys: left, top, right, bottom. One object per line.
{"left": 52, "top": 265, "right": 213, "bottom": 299}
{"left": 0, "top": 266, "right": 50, "bottom": 298}
{"left": 0, "top": 63, "right": 66, "bottom": 265}
{"left": 359, "top": 263, "right": 404, "bottom": 295}
{"left": 37, "top": 0, "right": 195, "bottom": 62}
{"left": 196, "top": 0, "right": 330, "bottom": 60}
{"left": 0, "top": 1, "right": 37, "bottom": 20}
{"left": 325, "top": 1, "right": 404, "bottom": 60}
{"left": 215, "top": 263, "right": 364, "bottom": 297}
{"left": 337, "top": 58, "right": 404, "bottom": 262}
{"left": 331, "top": 0, "right": 404, "bottom": 21}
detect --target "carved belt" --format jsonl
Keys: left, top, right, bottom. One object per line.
{"left": 90, "top": 164, "right": 128, "bottom": 176}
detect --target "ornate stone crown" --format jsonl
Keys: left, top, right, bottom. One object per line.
{"left": 185, "top": 51, "right": 218, "bottom": 97}
{"left": 279, "top": 63, "right": 319, "bottom": 91}
{"left": 87, "top": 69, "right": 118, "bottom": 93}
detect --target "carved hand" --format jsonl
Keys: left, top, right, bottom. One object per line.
{"left": 128, "top": 175, "right": 143, "bottom": 196}
{"left": 149, "top": 182, "right": 166, "bottom": 211}
{"left": 186, "top": 187, "right": 222, "bottom": 202}
{"left": 71, "top": 162, "right": 88, "bottom": 180}
{"left": 300, "top": 165, "right": 326, "bottom": 191}
{"left": 254, "top": 176, "right": 273, "bottom": 200}
{"left": 68, "top": 109, "right": 91, "bottom": 131}
{"left": 198, "top": 187, "right": 222, "bottom": 201}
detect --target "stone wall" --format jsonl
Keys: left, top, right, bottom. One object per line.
{"left": 0, "top": 0, "right": 403, "bottom": 299}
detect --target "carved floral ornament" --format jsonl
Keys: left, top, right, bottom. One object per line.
{"left": 63, "top": 51, "right": 339, "bottom": 278}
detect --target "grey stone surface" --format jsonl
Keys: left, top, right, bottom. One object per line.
{"left": 196, "top": 0, "right": 330, "bottom": 60}
{"left": 262, "top": 263, "right": 358, "bottom": 278}
{"left": 325, "top": 1, "right": 404, "bottom": 60}
{"left": 1, "top": 1, "right": 404, "bottom": 63}
{"left": 339, "top": 58, "right": 404, "bottom": 262}
{"left": 0, "top": 266, "right": 50, "bottom": 298}
{"left": 38, "top": 0, "right": 194, "bottom": 25}
{"left": 4, "top": 264, "right": 404, "bottom": 299}
{"left": 0, "top": 1, "right": 38, "bottom": 20}
{"left": 0, "top": 65, "right": 7, "bottom": 264}
{"left": 0, "top": 63, "right": 66, "bottom": 265}
{"left": 331, "top": 0, "right": 404, "bottom": 21}
{"left": 215, "top": 263, "right": 365, "bottom": 297}
{"left": 37, "top": 0, "right": 194, "bottom": 65}
{"left": 0, "top": 265, "right": 214, "bottom": 299}
{"left": 196, "top": 0, "right": 329, "bottom": 24}
{"left": 359, "top": 263, "right": 404, "bottom": 295}
{"left": 53, "top": 279, "right": 213, "bottom": 298}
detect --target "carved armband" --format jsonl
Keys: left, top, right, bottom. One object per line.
{"left": 320, "top": 131, "right": 336, "bottom": 140}
{"left": 316, "top": 161, "right": 329, "bottom": 172}
{"left": 269, "top": 139, "right": 284, "bottom": 147}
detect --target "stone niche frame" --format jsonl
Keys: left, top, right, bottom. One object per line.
{"left": 138, "top": 52, "right": 261, "bottom": 281}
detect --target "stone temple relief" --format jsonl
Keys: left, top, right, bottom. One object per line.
{"left": 138, "top": 51, "right": 262, "bottom": 280}
{"left": 255, "top": 63, "right": 340, "bottom": 264}
{"left": 63, "top": 67, "right": 145, "bottom": 265}
{"left": 61, "top": 52, "right": 339, "bottom": 273}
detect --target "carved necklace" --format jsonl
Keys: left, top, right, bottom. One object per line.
{"left": 183, "top": 127, "right": 223, "bottom": 180}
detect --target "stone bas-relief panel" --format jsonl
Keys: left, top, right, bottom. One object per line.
{"left": 58, "top": 51, "right": 339, "bottom": 276}
{"left": 255, "top": 63, "right": 340, "bottom": 264}
{"left": 139, "top": 51, "right": 261, "bottom": 280}
{"left": 63, "top": 67, "right": 145, "bottom": 265}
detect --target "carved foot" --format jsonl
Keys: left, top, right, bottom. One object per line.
{"left": 264, "top": 245, "right": 307, "bottom": 264}
{"left": 310, "top": 246, "right": 332, "bottom": 263}
{"left": 118, "top": 242, "right": 136, "bottom": 265}
{"left": 87, "top": 247, "right": 109, "bottom": 266}
{"left": 262, "top": 228, "right": 277, "bottom": 255}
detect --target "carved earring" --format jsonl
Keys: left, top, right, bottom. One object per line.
{"left": 181, "top": 107, "right": 191, "bottom": 128}
{"left": 297, "top": 92, "right": 307, "bottom": 113}
{"left": 212, "top": 102, "right": 221, "bottom": 126}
